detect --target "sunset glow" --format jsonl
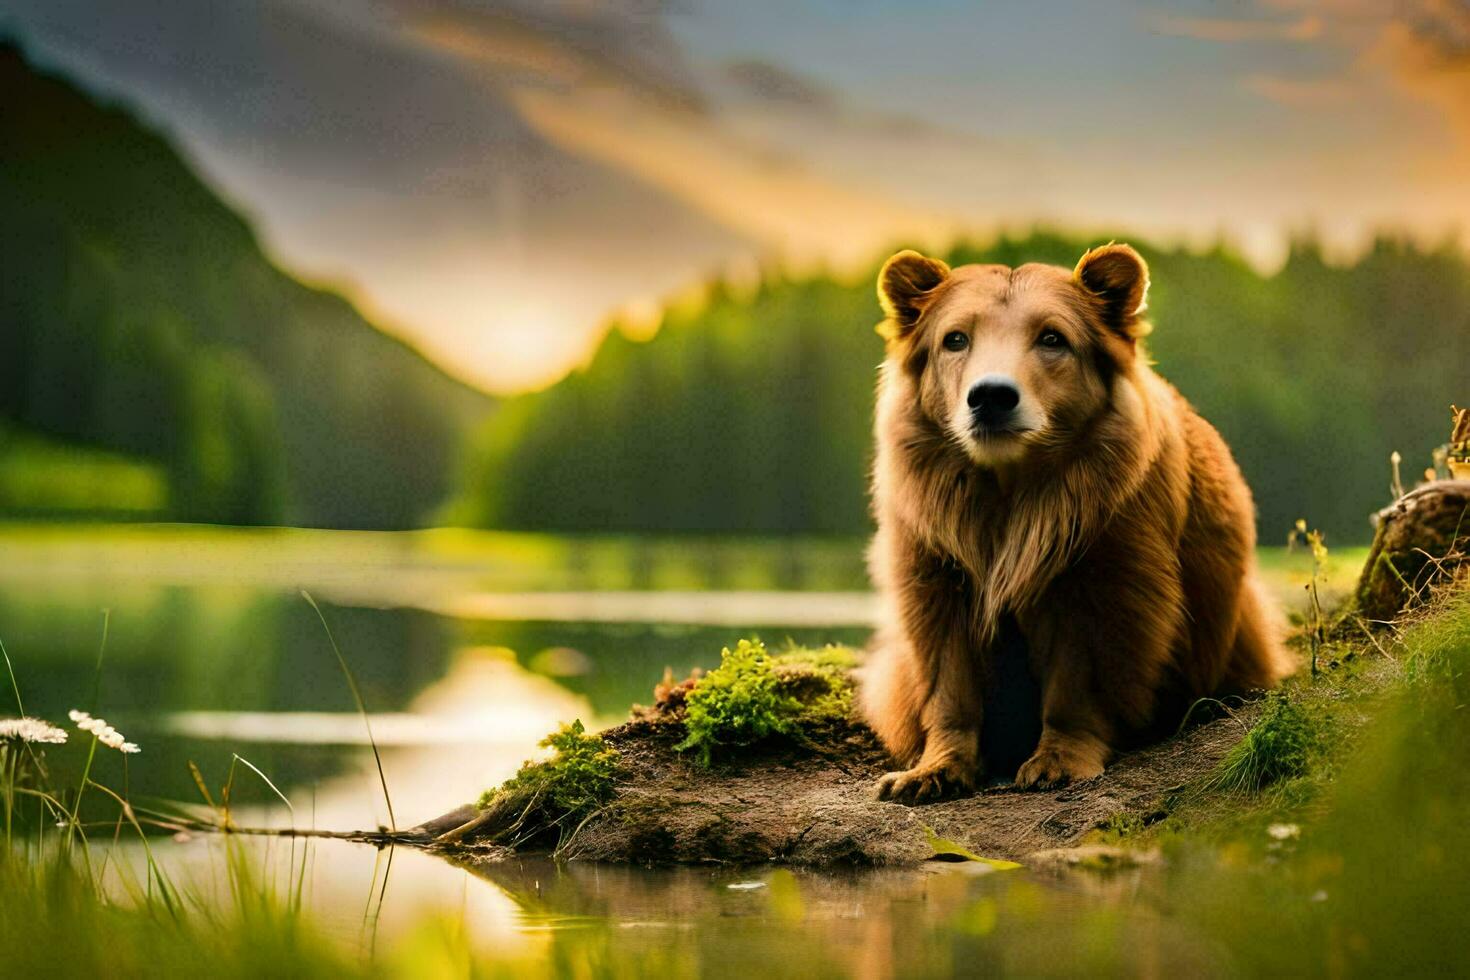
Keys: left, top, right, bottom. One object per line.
{"left": 9, "top": 0, "right": 1470, "bottom": 392}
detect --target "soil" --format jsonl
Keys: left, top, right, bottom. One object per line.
{"left": 407, "top": 702, "right": 1261, "bottom": 867}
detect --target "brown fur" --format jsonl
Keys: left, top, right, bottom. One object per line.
{"left": 861, "top": 244, "right": 1294, "bottom": 802}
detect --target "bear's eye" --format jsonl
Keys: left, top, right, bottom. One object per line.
{"left": 941, "top": 331, "right": 969, "bottom": 352}
{"left": 1037, "top": 328, "right": 1068, "bottom": 350}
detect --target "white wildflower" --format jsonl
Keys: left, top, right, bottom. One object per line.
{"left": 69, "top": 709, "right": 140, "bottom": 754}
{"left": 0, "top": 717, "right": 69, "bottom": 744}
{"left": 1266, "top": 823, "right": 1300, "bottom": 841}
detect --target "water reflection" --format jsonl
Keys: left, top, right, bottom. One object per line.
{"left": 0, "top": 527, "right": 1358, "bottom": 977}
{"left": 281, "top": 645, "right": 595, "bottom": 832}
{"left": 106, "top": 833, "right": 1217, "bottom": 978}
{"left": 0, "top": 530, "right": 929, "bottom": 974}
{"left": 442, "top": 856, "right": 1221, "bottom": 977}
{"left": 0, "top": 529, "right": 879, "bottom": 860}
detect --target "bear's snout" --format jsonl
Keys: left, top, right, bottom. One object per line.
{"left": 967, "top": 376, "right": 1021, "bottom": 429}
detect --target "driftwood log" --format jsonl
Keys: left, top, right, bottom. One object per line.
{"left": 1356, "top": 480, "right": 1470, "bottom": 623}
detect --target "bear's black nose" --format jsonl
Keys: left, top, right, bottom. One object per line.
{"left": 968, "top": 378, "right": 1020, "bottom": 423}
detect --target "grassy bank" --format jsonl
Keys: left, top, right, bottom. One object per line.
{"left": 1083, "top": 589, "right": 1470, "bottom": 973}
{"left": 1097, "top": 593, "right": 1455, "bottom": 849}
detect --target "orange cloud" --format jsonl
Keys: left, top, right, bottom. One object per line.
{"left": 1373, "top": 0, "right": 1470, "bottom": 146}
{"left": 398, "top": 1, "right": 702, "bottom": 111}
{"left": 508, "top": 86, "right": 956, "bottom": 269}
{"left": 408, "top": 16, "right": 587, "bottom": 84}
{"left": 1149, "top": 13, "right": 1325, "bottom": 42}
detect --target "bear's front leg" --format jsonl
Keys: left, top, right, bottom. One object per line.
{"left": 1014, "top": 658, "right": 1115, "bottom": 788}
{"left": 875, "top": 690, "right": 980, "bottom": 802}
{"left": 873, "top": 549, "right": 983, "bottom": 803}
{"left": 1013, "top": 721, "right": 1108, "bottom": 788}
{"left": 1014, "top": 557, "right": 1181, "bottom": 789}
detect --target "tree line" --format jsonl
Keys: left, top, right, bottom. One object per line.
{"left": 451, "top": 230, "right": 1469, "bottom": 545}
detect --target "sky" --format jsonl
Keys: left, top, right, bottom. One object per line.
{"left": 4, "top": 0, "right": 1469, "bottom": 393}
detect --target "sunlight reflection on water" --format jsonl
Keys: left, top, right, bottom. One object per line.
{"left": 1, "top": 527, "right": 1366, "bottom": 975}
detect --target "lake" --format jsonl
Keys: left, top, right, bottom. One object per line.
{"left": 0, "top": 525, "right": 1367, "bottom": 974}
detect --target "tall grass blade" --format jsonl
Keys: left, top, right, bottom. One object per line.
{"left": 86, "top": 779, "right": 182, "bottom": 918}
{"left": 232, "top": 753, "right": 295, "bottom": 826}
{"left": 0, "top": 632, "right": 51, "bottom": 841}
{"left": 300, "top": 590, "right": 396, "bottom": 831}
{"left": 222, "top": 756, "right": 239, "bottom": 830}
{"left": 369, "top": 845, "right": 395, "bottom": 960}
{"left": 0, "top": 633, "right": 25, "bottom": 714}
{"left": 66, "top": 609, "right": 112, "bottom": 854}
{"left": 187, "top": 760, "right": 219, "bottom": 811}
{"left": 87, "top": 609, "right": 110, "bottom": 712}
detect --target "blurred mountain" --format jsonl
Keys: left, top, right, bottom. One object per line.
{"left": 452, "top": 231, "right": 1470, "bottom": 545}
{"left": 0, "top": 43, "right": 492, "bottom": 527}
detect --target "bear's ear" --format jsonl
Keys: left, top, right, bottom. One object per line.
{"left": 877, "top": 250, "right": 950, "bottom": 341}
{"left": 1074, "top": 243, "right": 1150, "bottom": 338}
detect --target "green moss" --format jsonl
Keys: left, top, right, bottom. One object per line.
{"left": 476, "top": 719, "right": 619, "bottom": 826}
{"left": 1206, "top": 693, "right": 1317, "bottom": 793}
{"left": 676, "top": 639, "right": 802, "bottom": 766}
{"left": 774, "top": 643, "right": 859, "bottom": 673}
{"left": 772, "top": 643, "right": 857, "bottom": 724}
{"left": 674, "top": 639, "right": 857, "bottom": 766}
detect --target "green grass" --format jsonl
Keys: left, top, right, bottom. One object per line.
{"left": 474, "top": 719, "right": 620, "bottom": 850}
{"left": 1206, "top": 692, "right": 1317, "bottom": 793}
{"left": 1401, "top": 591, "right": 1470, "bottom": 685}
{"left": 1144, "top": 590, "right": 1470, "bottom": 975}
{"left": 0, "top": 846, "right": 354, "bottom": 980}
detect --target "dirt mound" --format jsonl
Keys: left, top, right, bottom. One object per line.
{"left": 423, "top": 704, "right": 1256, "bottom": 867}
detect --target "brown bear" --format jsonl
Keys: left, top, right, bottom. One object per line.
{"left": 859, "top": 243, "right": 1294, "bottom": 802}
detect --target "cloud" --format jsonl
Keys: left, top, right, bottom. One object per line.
{"left": 1148, "top": 12, "right": 1325, "bottom": 42}
{"left": 721, "top": 59, "right": 841, "bottom": 114}
{"left": 508, "top": 85, "right": 956, "bottom": 268}
{"left": 13, "top": 0, "right": 1470, "bottom": 392}
{"left": 1243, "top": 72, "right": 1356, "bottom": 105}
{"left": 392, "top": 0, "right": 705, "bottom": 111}
{"left": 405, "top": 16, "right": 589, "bottom": 84}
{"left": 1207, "top": 2, "right": 1470, "bottom": 147}
{"left": 1374, "top": 0, "right": 1470, "bottom": 142}
{"left": 397, "top": 7, "right": 967, "bottom": 266}
{"left": 711, "top": 55, "right": 1012, "bottom": 167}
